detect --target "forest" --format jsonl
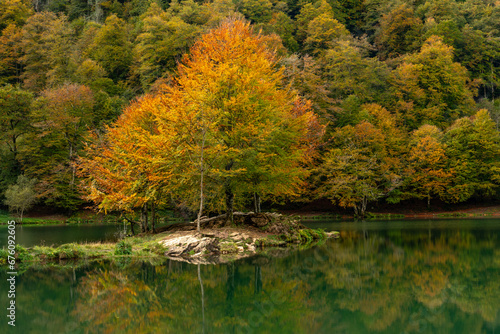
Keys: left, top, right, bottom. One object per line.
{"left": 0, "top": 0, "right": 499, "bottom": 219}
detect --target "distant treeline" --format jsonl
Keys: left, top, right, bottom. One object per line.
{"left": 0, "top": 0, "right": 499, "bottom": 216}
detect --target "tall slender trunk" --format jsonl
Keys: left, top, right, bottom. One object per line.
{"left": 225, "top": 160, "right": 234, "bottom": 224}
{"left": 151, "top": 201, "right": 156, "bottom": 233}
{"left": 197, "top": 129, "right": 206, "bottom": 232}
{"left": 197, "top": 171, "right": 204, "bottom": 232}
{"left": 253, "top": 192, "right": 261, "bottom": 213}
{"left": 141, "top": 204, "right": 148, "bottom": 233}
{"left": 225, "top": 186, "right": 234, "bottom": 224}
{"left": 129, "top": 219, "right": 135, "bottom": 235}
{"left": 11, "top": 133, "right": 17, "bottom": 157}
{"left": 492, "top": 61, "right": 495, "bottom": 103}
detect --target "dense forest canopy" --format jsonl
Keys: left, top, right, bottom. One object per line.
{"left": 0, "top": 0, "right": 499, "bottom": 217}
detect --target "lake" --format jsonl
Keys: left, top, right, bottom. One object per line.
{"left": 0, "top": 218, "right": 499, "bottom": 333}
{"left": 0, "top": 223, "right": 130, "bottom": 247}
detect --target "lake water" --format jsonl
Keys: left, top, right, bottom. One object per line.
{"left": 0, "top": 223, "right": 130, "bottom": 247}
{"left": 0, "top": 219, "right": 499, "bottom": 333}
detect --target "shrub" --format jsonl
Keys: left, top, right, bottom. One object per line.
{"left": 115, "top": 240, "right": 132, "bottom": 255}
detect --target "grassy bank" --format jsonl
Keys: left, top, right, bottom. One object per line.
{"left": 1, "top": 214, "right": 335, "bottom": 268}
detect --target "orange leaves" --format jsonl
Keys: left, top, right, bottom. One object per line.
{"left": 80, "top": 19, "right": 323, "bottom": 215}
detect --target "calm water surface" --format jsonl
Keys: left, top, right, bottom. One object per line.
{"left": 0, "top": 223, "right": 129, "bottom": 247}
{"left": 0, "top": 219, "right": 498, "bottom": 333}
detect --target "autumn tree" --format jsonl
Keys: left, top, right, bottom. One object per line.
{"left": 295, "top": 0, "right": 335, "bottom": 46}
{"left": 375, "top": 3, "right": 423, "bottom": 59}
{"left": 0, "top": 85, "right": 33, "bottom": 192}
{"left": 443, "top": 109, "right": 500, "bottom": 203}
{"left": 406, "top": 124, "right": 451, "bottom": 207}
{"left": 268, "top": 12, "right": 299, "bottom": 52}
{"left": 0, "top": 85, "right": 33, "bottom": 162}
{"left": 316, "top": 105, "right": 404, "bottom": 217}
{"left": 282, "top": 54, "right": 336, "bottom": 120}
{"left": 81, "top": 19, "right": 322, "bottom": 227}
{"left": 0, "top": 24, "right": 24, "bottom": 85}
{"left": 133, "top": 2, "right": 201, "bottom": 91}
{"left": 86, "top": 15, "right": 132, "bottom": 83}
{"left": 22, "top": 84, "right": 95, "bottom": 211}
{"left": 79, "top": 94, "right": 169, "bottom": 233}
{"left": 0, "top": 0, "right": 32, "bottom": 31}
{"left": 164, "top": 19, "right": 322, "bottom": 223}
{"left": 391, "top": 36, "right": 477, "bottom": 130}
{"left": 319, "top": 40, "right": 391, "bottom": 127}
{"left": 20, "top": 12, "right": 74, "bottom": 92}
{"left": 304, "top": 14, "right": 349, "bottom": 55}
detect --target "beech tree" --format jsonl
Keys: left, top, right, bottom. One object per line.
{"left": 20, "top": 12, "right": 74, "bottom": 92}
{"left": 79, "top": 94, "right": 168, "bottom": 233}
{"left": 0, "top": 85, "right": 33, "bottom": 192}
{"left": 443, "top": 109, "right": 500, "bottom": 203}
{"left": 164, "top": 19, "right": 322, "bottom": 223}
{"left": 22, "top": 84, "right": 95, "bottom": 210}
{"left": 316, "top": 104, "right": 404, "bottom": 217}
{"left": 391, "top": 36, "right": 477, "bottom": 130}
{"left": 407, "top": 124, "right": 451, "bottom": 207}
{"left": 0, "top": 24, "right": 23, "bottom": 85}
{"left": 133, "top": 2, "right": 202, "bottom": 90}
{"left": 87, "top": 15, "right": 132, "bottom": 83}
{"left": 80, "top": 19, "right": 322, "bottom": 227}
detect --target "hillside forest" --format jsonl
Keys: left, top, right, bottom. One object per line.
{"left": 1, "top": 0, "right": 499, "bottom": 221}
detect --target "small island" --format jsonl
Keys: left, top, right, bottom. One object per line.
{"left": 3, "top": 213, "right": 339, "bottom": 268}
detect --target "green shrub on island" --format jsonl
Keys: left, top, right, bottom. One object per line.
{"left": 115, "top": 240, "right": 132, "bottom": 255}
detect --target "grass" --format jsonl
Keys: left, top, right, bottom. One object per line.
{"left": 435, "top": 212, "right": 468, "bottom": 217}
{"left": 364, "top": 212, "right": 406, "bottom": 219}
{"left": 0, "top": 232, "right": 171, "bottom": 270}
{"left": 298, "top": 214, "right": 341, "bottom": 221}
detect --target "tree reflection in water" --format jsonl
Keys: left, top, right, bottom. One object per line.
{"left": 1, "top": 226, "right": 498, "bottom": 333}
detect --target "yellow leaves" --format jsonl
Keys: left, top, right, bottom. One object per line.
{"left": 80, "top": 18, "right": 321, "bottom": 214}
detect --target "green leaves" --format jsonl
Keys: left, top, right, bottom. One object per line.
{"left": 391, "top": 36, "right": 476, "bottom": 129}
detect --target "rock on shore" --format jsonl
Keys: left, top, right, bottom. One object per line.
{"left": 158, "top": 213, "right": 339, "bottom": 264}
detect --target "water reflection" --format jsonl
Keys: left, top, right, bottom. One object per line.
{"left": 0, "top": 225, "right": 499, "bottom": 333}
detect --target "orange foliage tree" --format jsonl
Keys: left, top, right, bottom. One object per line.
{"left": 79, "top": 19, "right": 323, "bottom": 228}
{"left": 406, "top": 124, "right": 452, "bottom": 207}
{"left": 78, "top": 93, "right": 171, "bottom": 233}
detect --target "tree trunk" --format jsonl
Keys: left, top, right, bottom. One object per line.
{"left": 141, "top": 204, "right": 148, "bottom": 233}
{"left": 225, "top": 160, "right": 234, "bottom": 224}
{"left": 226, "top": 186, "right": 234, "bottom": 224}
{"left": 197, "top": 139, "right": 205, "bottom": 232}
{"left": 151, "top": 201, "right": 156, "bottom": 233}
{"left": 130, "top": 220, "right": 135, "bottom": 235}
{"left": 253, "top": 192, "right": 261, "bottom": 213}
{"left": 427, "top": 193, "right": 431, "bottom": 209}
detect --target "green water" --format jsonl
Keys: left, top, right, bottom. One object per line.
{"left": 0, "top": 223, "right": 130, "bottom": 247}
{"left": 0, "top": 219, "right": 499, "bottom": 333}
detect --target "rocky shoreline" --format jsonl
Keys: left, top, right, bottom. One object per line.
{"left": 157, "top": 212, "right": 340, "bottom": 264}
